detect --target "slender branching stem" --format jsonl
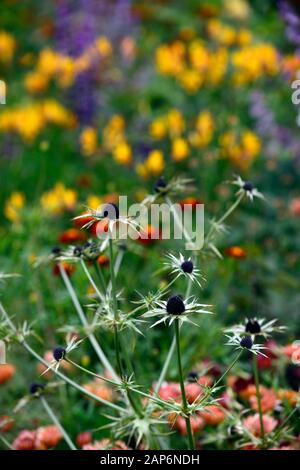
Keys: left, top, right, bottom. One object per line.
{"left": 66, "top": 358, "right": 176, "bottom": 411}
{"left": 174, "top": 319, "right": 194, "bottom": 450}
{"left": 155, "top": 278, "right": 193, "bottom": 394}
{"left": 253, "top": 355, "right": 265, "bottom": 445}
{"left": 213, "top": 350, "right": 243, "bottom": 389}
{"left": 40, "top": 396, "right": 77, "bottom": 450}
{"left": 206, "top": 193, "right": 244, "bottom": 243}
{"left": 80, "top": 259, "right": 104, "bottom": 301}
{"left": 0, "top": 435, "right": 14, "bottom": 450}
{"left": 0, "top": 305, "right": 124, "bottom": 412}
{"left": 108, "top": 239, "right": 143, "bottom": 418}
{"left": 93, "top": 260, "right": 107, "bottom": 292}
{"left": 58, "top": 264, "right": 119, "bottom": 382}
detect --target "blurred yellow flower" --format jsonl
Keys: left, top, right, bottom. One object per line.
{"left": 103, "top": 114, "right": 125, "bottom": 150}
{"left": 167, "top": 109, "right": 185, "bottom": 137}
{"left": 40, "top": 183, "right": 77, "bottom": 215}
{"left": 224, "top": 0, "right": 250, "bottom": 21}
{"left": 178, "top": 68, "right": 203, "bottom": 94}
{"left": 113, "top": 141, "right": 132, "bottom": 165}
{"left": 4, "top": 192, "right": 25, "bottom": 223}
{"left": 0, "top": 31, "right": 16, "bottom": 63}
{"left": 86, "top": 195, "right": 103, "bottom": 210}
{"left": 80, "top": 127, "right": 98, "bottom": 157}
{"left": 95, "top": 36, "right": 113, "bottom": 58}
{"left": 220, "top": 129, "right": 261, "bottom": 170}
{"left": 155, "top": 42, "right": 185, "bottom": 76}
{"left": 207, "top": 19, "right": 236, "bottom": 46}
{"left": 189, "top": 110, "right": 214, "bottom": 148}
{"left": 172, "top": 137, "right": 189, "bottom": 161}
{"left": 232, "top": 43, "right": 279, "bottom": 84}
{"left": 149, "top": 117, "right": 167, "bottom": 140}
{"left": 24, "top": 72, "right": 49, "bottom": 94}
{"left": 146, "top": 150, "right": 165, "bottom": 175}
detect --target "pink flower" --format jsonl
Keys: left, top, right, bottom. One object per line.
{"left": 76, "top": 431, "right": 92, "bottom": 448}
{"left": 169, "top": 415, "right": 205, "bottom": 435}
{"left": 13, "top": 430, "right": 36, "bottom": 450}
{"left": 199, "top": 405, "right": 226, "bottom": 426}
{"left": 289, "top": 198, "right": 300, "bottom": 216}
{"left": 184, "top": 383, "right": 203, "bottom": 403}
{"left": 243, "top": 414, "right": 278, "bottom": 437}
{"left": 35, "top": 425, "right": 62, "bottom": 449}
{"left": 157, "top": 382, "right": 181, "bottom": 402}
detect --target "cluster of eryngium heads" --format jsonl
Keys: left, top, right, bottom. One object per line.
{"left": 0, "top": 174, "right": 291, "bottom": 450}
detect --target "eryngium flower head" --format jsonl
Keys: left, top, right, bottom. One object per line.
{"left": 165, "top": 253, "right": 204, "bottom": 287}
{"left": 154, "top": 176, "right": 167, "bottom": 194}
{"left": 225, "top": 318, "right": 285, "bottom": 339}
{"left": 245, "top": 319, "right": 261, "bottom": 335}
{"left": 143, "top": 295, "right": 212, "bottom": 327}
{"left": 41, "top": 337, "right": 83, "bottom": 376}
{"left": 225, "top": 333, "right": 267, "bottom": 357}
{"left": 29, "top": 383, "right": 44, "bottom": 396}
{"left": 181, "top": 260, "right": 193, "bottom": 273}
{"left": 53, "top": 347, "right": 66, "bottom": 362}
{"left": 166, "top": 295, "right": 185, "bottom": 315}
{"left": 240, "top": 336, "right": 253, "bottom": 349}
{"left": 232, "top": 175, "right": 264, "bottom": 202}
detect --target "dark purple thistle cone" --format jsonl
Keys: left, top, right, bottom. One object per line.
{"left": 181, "top": 260, "right": 194, "bottom": 274}
{"left": 53, "top": 347, "right": 66, "bottom": 362}
{"left": 240, "top": 336, "right": 253, "bottom": 350}
{"left": 166, "top": 295, "right": 185, "bottom": 315}
{"left": 245, "top": 319, "right": 261, "bottom": 335}
{"left": 29, "top": 383, "right": 44, "bottom": 395}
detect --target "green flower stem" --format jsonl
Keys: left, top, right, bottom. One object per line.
{"left": 155, "top": 337, "right": 176, "bottom": 394}
{"left": 107, "top": 249, "right": 124, "bottom": 295}
{"left": 155, "top": 278, "right": 192, "bottom": 394}
{"left": 253, "top": 355, "right": 265, "bottom": 445}
{"left": 206, "top": 193, "right": 244, "bottom": 242}
{"left": 0, "top": 301, "right": 124, "bottom": 413}
{"left": 80, "top": 259, "right": 104, "bottom": 301}
{"left": 40, "top": 396, "right": 77, "bottom": 450}
{"left": 108, "top": 239, "right": 143, "bottom": 418}
{"left": 0, "top": 435, "right": 14, "bottom": 450}
{"left": 213, "top": 350, "right": 243, "bottom": 389}
{"left": 215, "top": 193, "right": 244, "bottom": 227}
{"left": 108, "top": 238, "right": 122, "bottom": 376}
{"left": 66, "top": 358, "right": 177, "bottom": 411}
{"left": 165, "top": 196, "right": 194, "bottom": 246}
{"left": 58, "top": 264, "right": 119, "bottom": 383}
{"left": 174, "top": 319, "right": 194, "bottom": 450}
{"left": 198, "top": 350, "right": 243, "bottom": 408}
{"left": 93, "top": 260, "right": 107, "bottom": 292}
{"left": 24, "top": 342, "right": 124, "bottom": 412}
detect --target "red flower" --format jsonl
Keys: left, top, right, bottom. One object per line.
{"left": 59, "top": 228, "right": 86, "bottom": 244}
{"left": 257, "top": 340, "right": 277, "bottom": 369}
{"left": 224, "top": 246, "right": 247, "bottom": 259}
{"left": 0, "top": 364, "right": 15, "bottom": 384}
{"left": 53, "top": 262, "right": 75, "bottom": 277}
{"left": 97, "top": 255, "right": 110, "bottom": 267}
{"left": 137, "top": 225, "right": 160, "bottom": 245}
{"left": 179, "top": 197, "right": 202, "bottom": 208}
{"left": 76, "top": 431, "right": 92, "bottom": 448}
{"left": 0, "top": 415, "right": 14, "bottom": 432}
